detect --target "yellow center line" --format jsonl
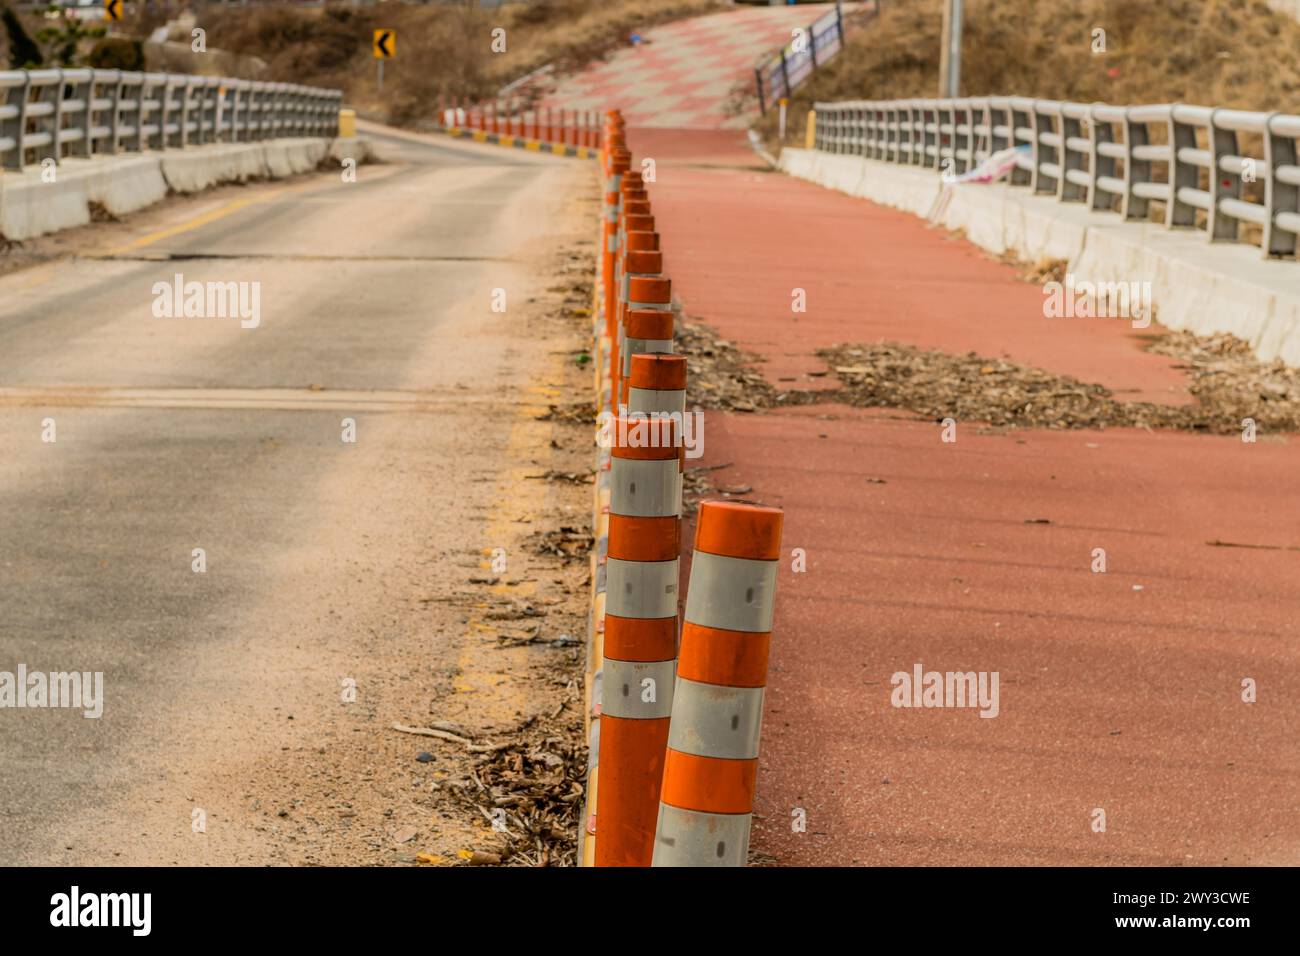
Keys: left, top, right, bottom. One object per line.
{"left": 96, "top": 194, "right": 271, "bottom": 257}
{"left": 93, "top": 175, "right": 332, "bottom": 258}
{"left": 3, "top": 262, "right": 61, "bottom": 291}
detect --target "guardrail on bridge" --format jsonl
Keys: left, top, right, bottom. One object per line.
{"left": 1, "top": 69, "right": 342, "bottom": 172}
{"left": 812, "top": 96, "right": 1300, "bottom": 260}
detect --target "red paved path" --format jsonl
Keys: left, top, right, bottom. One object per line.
{"left": 633, "top": 128, "right": 1300, "bottom": 866}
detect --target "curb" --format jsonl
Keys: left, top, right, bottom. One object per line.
{"left": 579, "top": 205, "right": 609, "bottom": 867}
{"left": 431, "top": 124, "right": 599, "bottom": 160}
{"left": 0, "top": 136, "right": 362, "bottom": 243}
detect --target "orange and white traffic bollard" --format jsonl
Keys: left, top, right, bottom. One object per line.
{"left": 615, "top": 195, "right": 653, "bottom": 291}
{"left": 618, "top": 275, "right": 671, "bottom": 408}
{"left": 620, "top": 175, "right": 647, "bottom": 214}
{"left": 603, "top": 154, "right": 631, "bottom": 349}
{"left": 611, "top": 238, "right": 655, "bottom": 394}
{"left": 613, "top": 222, "right": 654, "bottom": 310}
{"left": 622, "top": 197, "right": 651, "bottom": 220}
{"left": 627, "top": 353, "right": 687, "bottom": 520}
{"left": 599, "top": 136, "right": 629, "bottom": 408}
{"left": 623, "top": 214, "right": 656, "bottom": 239}
{"left": 628, "top": 353, "right": 686, "bottom": 419}
{"left": 620, "top": 306, "right": 674, "bottom": 409}
{"left": 617, "top": 191, "right": 649, "bottom": 263}
{"left": 653, "top": 500, "right": 784, "bottom": 867}
{"left": 594, "top": 416, "right": 682, "bottom": 867}
{"left": 623, "top": 229, "right": 659, "bottom": 255}
{"left": 612, "top": 198, "right": 653, "bottom": 345}
{"left": 603, "top": 117, "right": 622, "bottom": 157}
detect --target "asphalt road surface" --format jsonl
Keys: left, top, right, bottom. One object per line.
{"left": 0, "top": 125, "right": 593, "bottom": 864}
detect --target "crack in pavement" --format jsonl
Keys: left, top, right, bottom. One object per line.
{"left": 0, "top": 386, "right": 536, "bottom": 411}
{"left": 84, "top": 253, "right": 519, "bottom": 264}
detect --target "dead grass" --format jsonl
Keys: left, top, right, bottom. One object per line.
{"left": 496, "top": 0, "right": 730, "bottom": 81}
{"left": 181, "top": 0, "right": 727, "bottom": 126}
{"left": 758, "top": 0, "right": 1300, "bottom": 149}
{"left": 817, "top": 332, "right": 1300, "bottom": 435}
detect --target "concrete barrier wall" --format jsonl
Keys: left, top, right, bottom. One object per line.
{"left": 778, "top": 147, "right": 1300, "bottom": 367}
{"left": 0, "top": 138, "right": 364, "bottom": 243}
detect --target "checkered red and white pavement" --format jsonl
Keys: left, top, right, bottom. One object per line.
{"left": 540, "top": 3, "right": 841, "bottom": 129}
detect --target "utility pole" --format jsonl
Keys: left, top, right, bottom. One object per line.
{"left": 939, "top": 0, "right": 963, "bottom": 98}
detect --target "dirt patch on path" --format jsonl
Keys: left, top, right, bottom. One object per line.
{"left": 818, "top": 335, "right": 1300, "bottom": 435}
{"left": 672, "top": 306, "right": 1300, "bottom": 436}
{"left": 676, "top": 311, "right": 777, "bottom": 412}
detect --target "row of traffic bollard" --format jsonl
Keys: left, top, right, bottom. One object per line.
{"left": 436, "top": 97, "right": 599, "bottom": 147}
{"left": 581, "top": 110, "right": 785, "bottom": 867}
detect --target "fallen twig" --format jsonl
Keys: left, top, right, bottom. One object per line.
{"left": 391, "top": 723, "right": 474, "bottom": 746}
{"left": 1206, "top": 539, "right": 1300, "bottom": 552}
{"left": 468, "top": 741, "right": 517, "bottom": 754}
{"left": 392, "top": 722, "right": 515, "bottom": 754}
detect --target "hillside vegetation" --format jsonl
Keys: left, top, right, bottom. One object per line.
{"left": 757, "top": 0, "right": 1300, "bottom": 147}
{"left": 4, "top": 0, "right": 727, "bottom": 125}
{"left": 175, "top": 0, "right": 727, "bottom": 126}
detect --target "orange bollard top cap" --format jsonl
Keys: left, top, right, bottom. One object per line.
{"left": 628, "top": 275, "right": 671, "bottom": 304}
{"left": 694, "top": 500, "right": 784, "bottom": 560}
{"left": 624, "top": 214, "right": 655, "bottom": 233}
{"left": 624, "top": 230, "right": 660, "bottom": 252}
{"left": 609, "top": 415, "right": 679, "bottom": 460}
{"left": 624, "top": 249, "right": 662, "bottom": 275}
{"left": 623, "top": 199, "right": 652, "bottom": 217}
{"left": 630, "top": 353, "right": 687, "bottom": 390}
{"left": 625, "top": 308, "right": 673, "bottom": 339}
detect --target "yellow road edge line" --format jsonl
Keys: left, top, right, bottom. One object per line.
{"left": 96, "top": 196, "right": 263, "bottom": 257}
